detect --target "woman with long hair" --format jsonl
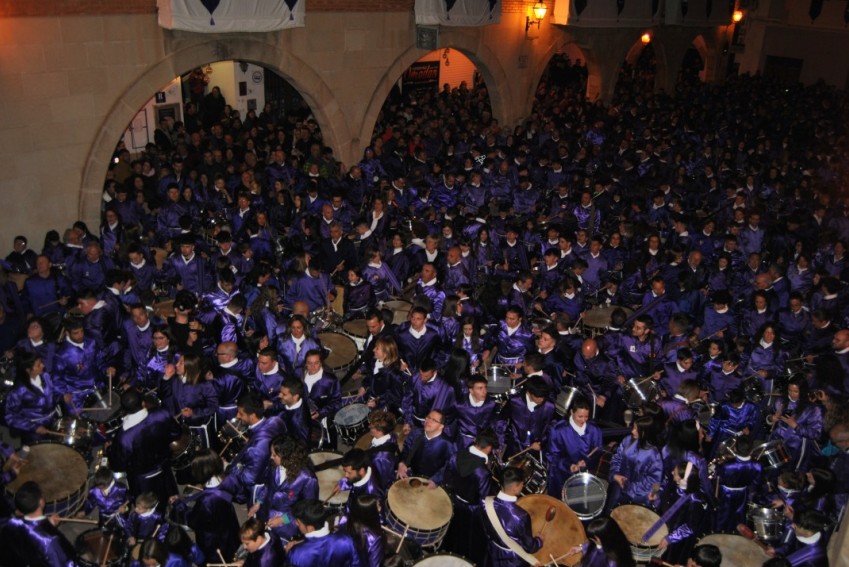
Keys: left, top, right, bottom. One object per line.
{"left": 277, "top": 314, "right": 320, "bottom": 376}
{"left": 139, "top": 325, "right": 178, "bottom": 392}
{"left": 768, "top": 376, "right": 824, "bottom": 473}
{"left": 359, "top": 337, "right": 408, "bottom": 416}
{"left": 747, "top": 323, "right": 788, "bottom": 394}
{"left": 160, "top": 352, "right": 218, "bottom": 446}
{"left": 251, "top": 437, "right": 318, "bottom": 542}
{"left": 345, "top": 493, "right": 386, "bottom": 567}
{"left": 568, "top": 516, "right": 636, "bottom": 567}
{"left": 606, "top": 416, "right": 663, "bottom": 512}
{"left": 455, "top": 317, "right": 484, "bottom": 373}
{"left": 660, "top": 419, "right": 712, "bottom": 502}
{"left": 4, "top": 353, "right": 66, "bottom": 443}
{"left": 656, "top": 461, "right": 711, "bottom": 565}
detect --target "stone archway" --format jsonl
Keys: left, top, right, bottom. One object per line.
{"left": 525, "top": 37, "right": 601, "bottom": 108}
{"left": 79, "top": 37, "right": 350, "bottom": 229}
{"left": 356, "top": 31, "right": 515, "bottom": 148}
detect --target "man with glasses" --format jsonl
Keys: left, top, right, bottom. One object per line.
{"left": 397, "top": 410, "right": 454, "bottom": 479}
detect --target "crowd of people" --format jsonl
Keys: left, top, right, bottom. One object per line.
{"left": 0, "top": 51, "right": 848, "bottom": 566}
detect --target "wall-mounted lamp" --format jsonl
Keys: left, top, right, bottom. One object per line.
{"left": 641, "top": 32, "right": 652, "bottom": 44}
{"left": 526, "top": 2, "right": 547, "bottom": 33}
{"left": 732, "top": 10, "right": 743, "bottom": 23}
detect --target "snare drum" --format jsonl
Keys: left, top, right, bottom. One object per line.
{"left": 52, "top": 416, "right": 95, "bottom": 452}
{"left": 74, "top": 528, "right": 127, "bottom": 567}
{"left": 170, "top": 427, "right": 202, "bottom": 484}
{"left": 561, "top": 473, "right": 608, "bottom": 520}
{"left": 7, "top": 443, "right": 89, "bottom": 516}
{"left": 308, "top": 451, "right": 349, "bottom": 513}
{"left": 153, "top": 299, "right": 176, "bottom": 320}
{"left": 485, "top": 364, "right": 514, "bottom": 399}
{"left": 504, "top": 453, "right": 548, "bottom": 495}
{"left": 517, "top": 494, "right": 586, "bottom": 566}
{"left": 555, "top": 386, "right": 584, "bottom": 417}
{"left": 698, "top": 534, "right": 770, "bottom": 567}
{"left": 413, "top": 554, "right": 474, "bottom": 566}
{"left": 82, "top": 389, "right": 122, "bottom": 427}
{"left": 384, "top": 300, "right": 412, "bottom": 325}
{"left": 334, "top": 403, "right": 370, "bottom": 445}
{"left": 317, "top": 331, "right": 358, "bottom": 374}
{"left": 610, "top": 504, "right": 668, "bottom": 561}
{"left": 747, "top": 504, "right": 785, "bottom": 541}
{"left": 386, "top": 477, "right": 453, "bottom": 548}
{"left": 623, "top": 377, "right": 659, "bottom": 408}
{"left": 753, "top": 440, "right": 789, "bottom": 470}
{"left": 582, "top": 306, "right": 633, "bottom": 337}
{"left": 342, "top": 319, "right": 369, "bottom": 351}
{"left": 310, "top": 307, "right": 342, "bottom": 332}
{"left": 217, "top": 417, "right": 247, "bottom": 461}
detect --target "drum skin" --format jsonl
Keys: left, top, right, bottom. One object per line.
{"left": 611, "top": 504, "right": 668, "bottom": 547}
{"left": 308, "top": 452, "right": 349, "bottom": 509}
{"left": 317, "top": 331, "right": 358, "bottom": 372}
{"left": 517, "top": 494, "right": 586, "bottom": 566}
{"left": 7, "top": 443, "right": 89, "bottom": 516}
{"left": 387, "top": 477, "right": 453, "bottom": 532}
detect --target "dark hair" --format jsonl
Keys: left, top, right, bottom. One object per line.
{"left": 674, "top": 461, "right": 701, "bottom": 494}
{"left": 585, "top": 516, "right": 636, "bottom": 567}
{"left": 120, "top": 388, "right": 143, "bottom": 413}
{"left": 474, "top": 429, "right": 499, "bottom": 451}
{"left": 345, "top": 494, "right": 385, "bottom": 563}
{"left": 367, "top": 410, "right": 396, "bottom": 436}
{"left": 164, "top": 525, "right": 194, "bottom": 559}
{"left": 191, "top": 448, "right": 224, "bottom": 485}
{"left": 292, "top": 499, "right": 326, "bottom": 529}
{"left": 140, "top": 539, "right": 168, "bottom": 563}
{"left": 281, "top": 377, "right": 304, "bottom": 398}
{"left": 341, "top": 448, "right": 371, "bottom": 472}
{"left": 94, "top": 466, "right": 114, "bottom": 487}
{"left": 633, "top": 416, "right": 658, "bottom": 449}
{"left": 237, "top": 392, "right": 265, "bottom": 418}
{"left": 525, "top": 377, "right": 550, "bottom": 399}
{"left": 690, "top": 543, "right": 722, "bottom": 567}
{"left": 501, "top": 466, "right": 525, "bottom": 488}
{"left": 271, "top": 437, "right": 310, "bottom": 477}
{"left": 794, "top": 509, "right": 829, "bottom": 533}
{"left": 666, "top": 419, "right": 700, "bottom": 461}
{"left": 240, "top": 517, "right": 266, "bottom": 541}
{"left": 14, "top": 481, "right": 43, "bottom": 514}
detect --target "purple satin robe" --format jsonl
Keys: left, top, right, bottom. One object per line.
{"left": 608, "top": 437, "right": 663, "bottom": 507}
{"left": 481, "top": 495, "right": 542, "bottom": 567}
{"left": 220, "top": 415, "right": 287, "bottom": 504}
{"left": 287, "top": 530, "right": 363, "bottom": 567}
{"left": 546, "top": 420, "right": 603, "bottom": 498}
{"left": 256, "top": 468, "right": 319, "bottom": 541}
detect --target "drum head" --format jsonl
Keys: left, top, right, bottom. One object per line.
{"left": 562, "top": 473, "right": 607, "bottom": 519}
{"left": 154, "top": 300, "right": 176, "bottom": 319}
{"left": 582, "top": 306, "right": 633, "bottom": 328}
{"left": 384, "top": 300, "right": 411, "bottom": 325}
{"left": 517, "top": 494, "right": 586, "bottom": 566}
{"left": 75, "top": 529, "right": 124, "bottom": 565}
{"left": 317, "top": 332, "right": 358, "bottom": 370}
{"left": 308, "top": 452, "right": 349, "bottom": 505}
{"left": 698, "top": 534, "right": 770, "bottom": 567}
{"left": 388, "top": 478, "right": 452, "bottom": 531}
{"left": 413, "top": 555, "right": 474, "bottom": 566}
{"left": 342, "top": 319, "right": 369, "bottom": 339}
{"left": 82, "top": 390, "right": 121, "bottom": 423}
{"left": 611, "top": 504, "right": 668, "bottom": 546}
{"left": 335, "top": 403, "right": 369, "bottom": 426}
{"left": 8, "top": 444, "right": 88, "bottom": 513}
{"left": 486, "top": 365, "right": 513, "bottom": 395}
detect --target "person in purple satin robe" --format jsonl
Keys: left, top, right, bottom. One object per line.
{"left": 343, "top": 267, "right": 375, "bottom": 319}
{"left": 52, "top": 319, "right": 104, "bottom": 410}
{"left": 4, "top": 353, "right": 67, "bottom": 443}
{"left": 124, "top": 491, "right": 168, "bottom": 551}
{"left": 767, "top": 509, "right": 830, "bottom": 566}
{"left": 277, "top": 315, "right": 321, "bottom": 377}
{"left": 481, "top": 466, "right": 543, "bottom": 566}
{"left": 108, "top": 388, "right": 182, "bottom": 506}
{"left": 344, "top": 493, "right": 385, "bottom": 567}
{"left": 655, "top": 461, "right": 711, "bottom": 565}
{"left": 252, "top": 437, "right": 318, "bottom": 542}
{"left": 299, "top": 348, "right": 341, "bottom": 447}
{"left": 398, "top": 409, "right": 456, "bottom": 479}
{"left": 338, "top": 449, "right": 386, "bottom": 524}
{"left": 567, "top": 516, "right": 636, "bottom": 567}
{"left": 358, "top": 337, "right": 410, "bottom": 417}
{"left": 0, "top": 481, "right": 76, "bottom": 567}
{"left": 220, "top": 393, "right": 288, "bottom": 506}
{"left": 430, "top": 430, "right": 498, "bottom": 565}
{"left": 451, "top": 375, "right": 500, "bottom": 450}
{"left": 606, "top": 416, "right": 664, "bottom": 512}
{"left": 253, "top": 347, "right": 286, "bottom": 413}
{"left": 212, "top": 341, "right": 249, "bottom": 424}
{"left": 393, "top": 306, "right": 446, "bottom": 372}
{"left": 767, "top": 377, "right": 823, "bottom": 473}
{"left": 238, "top": 517, "right": 286, "bottom": 567}
{"left": 547, "top": 397, "right": 603, "bottom": 498}
{"left": 362, "top": 410, "right": 399, "bottom": 493}
{"left": 286, "top": 499, "right": 362, "bottom": 566}
{"left": 503, "top": 378, "right": 555, "bottom": 457}
{"left": 171, "top": 448, "right": 241, "bottom": 566}
{"left": 402, "top": 357, "right": 457, "bottom": 428}
{"left": 160, "top": 353, "right": 218, "bottom": 447}
{"left": 712, "top": 435, "right": 763, "bottom": 532}
{"left": 81, "top": 466, "right": 129, "bottom": 528}
{"left": 278, "top": 378, "right": 315, "bottom": 448}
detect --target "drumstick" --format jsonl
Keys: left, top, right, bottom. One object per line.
{"left": 586, "top": 446, "right": 600, "bottom": 459}
{"left": 536, "top": 506, "right": 556, "bottom": 538}
{"left": 323, "top": 485, "right": 342, "bottom": 504}
{"left": 57, "top": 517, "right": 99, "bottom": 525}
{"left": 736, "top": 523, "right": 770, "bottom": 552}
{"left": 507, "top": 445, "right": 537, "bottom": 461}
{"left": 185, "top": 484, "right": 205, "bottom": 492}
{"left": 100, "top": 533, "right": 114, "bottom": 567}
{"left": 43, "top": 430, "right": 85, "bottom": 440}
{"left": 226, "top": 420, "right": 248, "bottom": 440}
{"left": 395, "top": 524, "right": 410, "bottom": 555}
{"left": 549, "top": 545, "right": 586, "bottom": 563}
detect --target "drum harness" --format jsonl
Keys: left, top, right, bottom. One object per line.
{"left": 482, "top": 497, "right": 539, "bottom": 565}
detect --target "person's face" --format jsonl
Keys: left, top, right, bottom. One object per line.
{"left": 789, "top": 298, "right": 802, "bottom": 313}
{"left": 425, "top": 238, "right": 438, "bottom": 252}
{"left": 330, "top": 226, "right": 342, "bottom": 241}
{"left": 571, "top": 408, "right": 590, "bottom": 427}
{"left": 420, "top": 368, "right": 436, "bottom": 383}
{"left": 257, "top": 354, "right": 276, "bottom": 375}
{"left": 28, "top": 358, "right": 45, "bottom": 378}
{"left": 343, "top": 465, "right": 364, "bottom": 483}
{"left": 678, "top": 357, "right": 694, "bottom": 371}
{"left": 651, "top": 280, "right": 665, "bottom": 295}
{"left": 366, "top": 317, "right": 382, "bottom": 336}
{"left": 421, "top": 264, "right": 436, "bottom": 282}
{"left": 180, "top": 244, "right": 194, "bottom": 258}
{"left": 410, "top": 312, "right": 426, "bottom": 330}
{"left": 279, "top": 386, "right": 298, "bottom": 407}
{"left": 241, "top": 535, "right": 263, "bottom": 554}
{"left": 290, "top": 320, "right": 305, "bottom": 339}
{"left": 505, "top": 312, "right": 521, "bottom": 329}
{"left": 447, "top": 249, "right": 460, "bottom": 265}
{"left": 537, "top": 332, "right": 556, "bottom": 352}
{"left": 632, "top": 321, "right": 649, "bottom": 339}
{"left": 833, "top": 331, "right": 849, "bottom": 350}
{"left": 216, "top": 346, "right": 233, "bottom": 365}
{"left": 631, "top": 424, "right": 639, "bottom": 439}
{"left": 373, "top": 343, "right": 386, "bottom": 362}
{"left": 754, "top": 295, "right": 767, "bottom": 311}
{"left": 423, "top": 412, "right": 444, "bottom": 435}
{"left": 304, "top": 355, "right": 322, "bottom": 375}
{"left": 787, "top": 384, "right": 800, "bottom": 402}
{"left": 762, "top": 327, "right": 776, "bottom": 343}
{"left": 470, "top": 382, "right": 487, "bottom": 402}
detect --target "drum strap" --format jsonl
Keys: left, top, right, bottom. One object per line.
{"left": 483, "top": 497, "right": 538, "bottom": 566}
{"left": 312, "top": 457, "right": 345, "bottom": 472}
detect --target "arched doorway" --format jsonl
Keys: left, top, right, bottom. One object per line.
{"left": 80, "top": 39, "right": 349, "bottom": 230}
{"left": 615, "top": 39, "right": 658, "bottom": 102}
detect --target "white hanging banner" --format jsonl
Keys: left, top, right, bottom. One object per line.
{"left": 415, "top": 0, "right": 502, "bottom": 26}
{"left": 157, "top": 0, "right": 305, "bottom": 33}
